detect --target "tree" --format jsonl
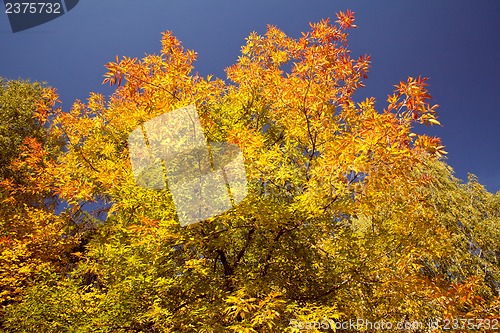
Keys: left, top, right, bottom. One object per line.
{"left": 0, "top": 78, "right": 52, "bottom": 180}
{"left": 0, "top": 78, "right": 79, "bottom": 325}
{"left": 3, "top": 11, "right": 499, "bottom": 332}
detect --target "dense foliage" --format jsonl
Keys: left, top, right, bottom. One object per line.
{"left": 0, "top": 78, "right": 78, "bottom": 323}
{"left": 1, "top": 11, "right": 499, "bottom": 332}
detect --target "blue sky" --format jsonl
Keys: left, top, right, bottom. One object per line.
{"left": 1, "top": 0, "right": 499, "bottom": 192}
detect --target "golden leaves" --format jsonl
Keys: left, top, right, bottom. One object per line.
{"left": 225, "top": 289, "right": 285, "bottom": 331}
{"left": 415, "top": 135, "right": 448, "bottom": 157}
{"left": 387, "top": 76, "right": 441, "bottom": 126}
{"left": 335, "top": 10, "right": 357, "bottom": 30}
{"left": 33, "top": 87, "right": 60, "bottom": 124}
{"left": 6, "top": 11, "right": 497, "bottom": 332}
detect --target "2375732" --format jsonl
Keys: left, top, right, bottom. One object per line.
{"left": 5, "top": 2, "right": 61, "bottom": 14}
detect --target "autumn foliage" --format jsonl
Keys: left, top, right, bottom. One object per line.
{"left": 1, "top": 11, "right": 499, "bottom": 332}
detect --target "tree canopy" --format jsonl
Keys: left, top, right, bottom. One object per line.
{"left": 0, "top": 77, "right": 79, "bottom": 322}
{"left": 1, "top": 11, "right": 499, "bottom": 332}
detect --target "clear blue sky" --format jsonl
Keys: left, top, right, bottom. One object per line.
{"left": 1, "top": 0, "right": 499, "bottom": 192}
